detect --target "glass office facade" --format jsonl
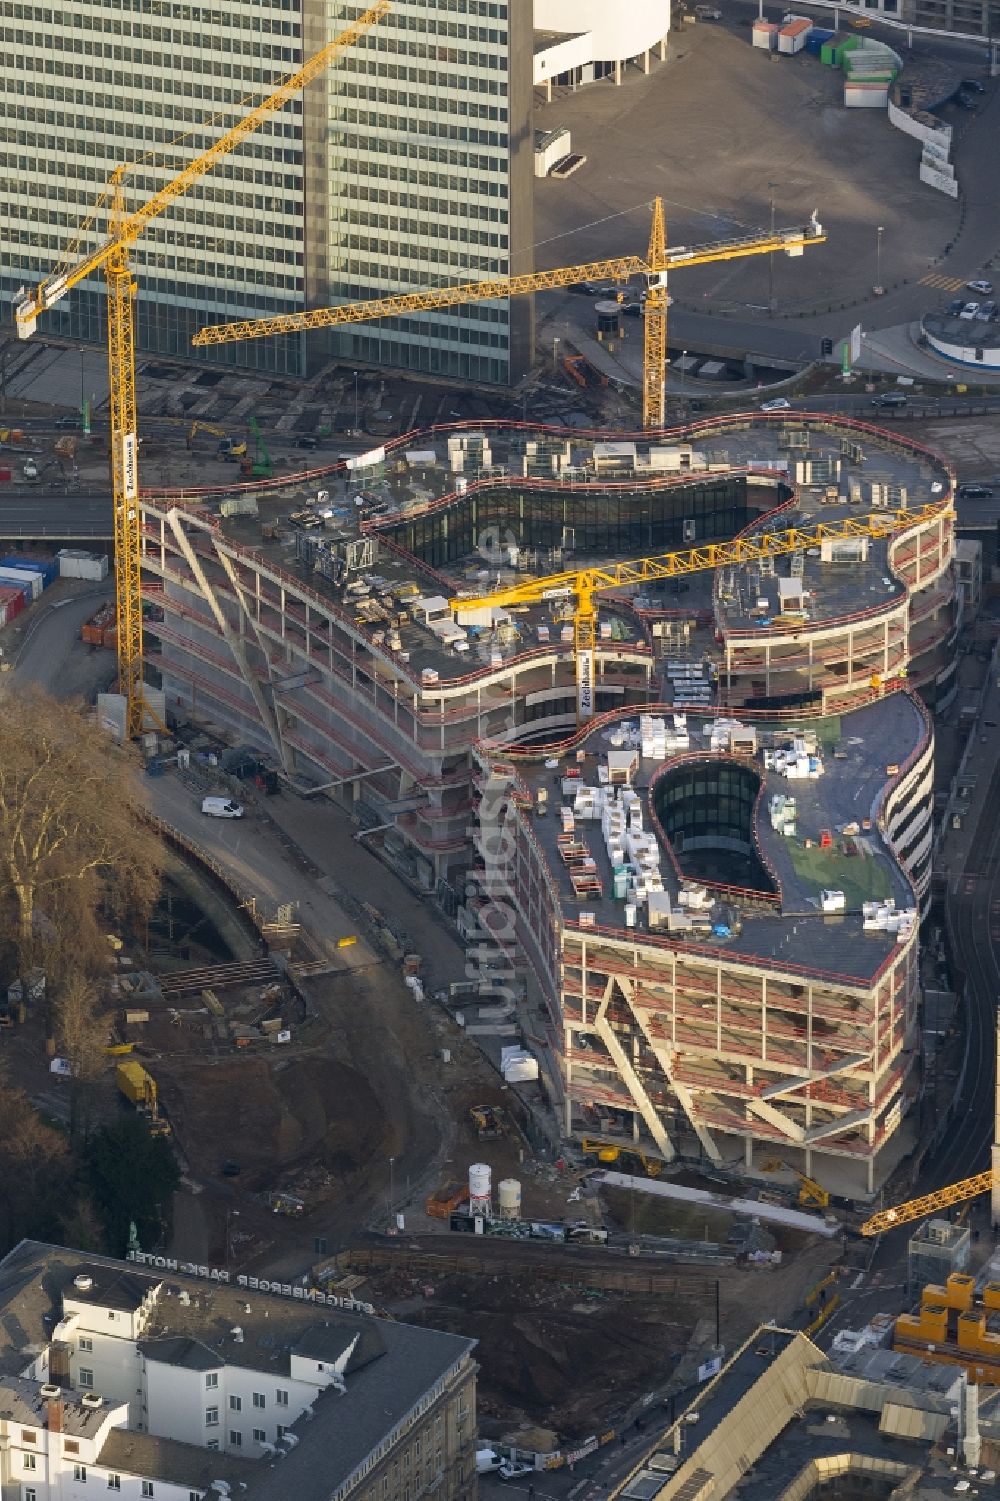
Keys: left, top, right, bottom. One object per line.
{"left": 379, "top": 477, "right": 756, "bottom": 567}
{"left": 317, "top": 0, "right": 534, "bottom": 384}
{"left": 0, "top": 0, "right": 308, "bottom": 372}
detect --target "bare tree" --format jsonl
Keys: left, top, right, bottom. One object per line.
{"left": 53, "top": 973, "right": 109, "bottom": 1142}
{"left": 0, "top": 686, "right": 162, "bottom": 966}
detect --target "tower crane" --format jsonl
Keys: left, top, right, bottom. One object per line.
{"left": 859, "top": 1170, "right": 994, "bottom": 1237}
{"left": 191, "top": 200, "right": 827, "bottom": 429}
{"left": 12, "top": 0, "right": 390, "bottom": 739}
{"left": 446, "top": 502, "right": 951, "bottom": 723}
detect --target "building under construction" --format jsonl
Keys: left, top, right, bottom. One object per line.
{"left": 142, "top": 413, "right": 955, "bottom": 892}
{"left": 142, "top": 413, "right": 955, "bottom": 1187}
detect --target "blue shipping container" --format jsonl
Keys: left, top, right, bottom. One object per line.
{"left": 0, "top": 555, "right": 56, "bottom": 587}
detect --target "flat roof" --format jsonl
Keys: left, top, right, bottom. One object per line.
{"left": 508, "top": 693, "right": 925, "bottom": 983}
{"left": 179, "top": 415, "right": 951, "bottom": 694}
{"left": 0, "top": 1242, "right": 476, "bottom": 1501}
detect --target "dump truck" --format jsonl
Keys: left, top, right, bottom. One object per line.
{"left": 116, "top": 1061, "right": 170, "bottom": 1136}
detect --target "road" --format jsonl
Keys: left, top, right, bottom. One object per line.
{"left": 9, "top": 583, "right": 115, "bottom": 697}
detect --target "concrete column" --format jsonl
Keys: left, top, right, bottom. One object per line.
{"left": 660, "top": 35, "right": 668, "bottom": 60}
{"left": 615, "top": 59, "right": 622, "bottom": 85}
{"left": 644, "top": 47, "right": 651, "bottom": 74}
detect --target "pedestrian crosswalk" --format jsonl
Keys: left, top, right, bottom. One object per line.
{"left": 919, "top": 272, "right": 966, "bottom": 291}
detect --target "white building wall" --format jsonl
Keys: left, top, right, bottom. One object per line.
{"left": 534, "top": 0, "right": 670, "bottom": 58}
{"left": 144, "top": 1360, "right": 219, "bottom": 1452}
{"left": 66, "top": 1333, "right": 144, "bottom": 1421}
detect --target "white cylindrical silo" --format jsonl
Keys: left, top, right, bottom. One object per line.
{"left": 497, "top": 1179, "right": 522, "bottom": 1220}
{"left": 469, "top": 1162, "right": 492, "bottom": 1201}
{"left": 469, "top": 1161, "right": 492, "bottom": 1218}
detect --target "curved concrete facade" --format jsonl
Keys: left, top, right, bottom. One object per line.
{"left": 534, "top": 0, "right": 670, "bottom": 61}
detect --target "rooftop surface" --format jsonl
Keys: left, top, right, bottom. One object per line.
{"left": 0, "top": 1241, "right": 476, "bottom": 1500}
{"left": 172, "top": 415, "right": 951, "bottom": 691}
{"left": 510, "top": 691, "right": 926, "bottom": 982}
{"left": 623, "top": 1331, "right": 990, "bottom": 1501}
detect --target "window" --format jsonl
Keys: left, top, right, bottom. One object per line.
{"left": 276, "top": 1389, "right": 288, "bottom": 1407}
{"left": 142, "top": 1485, "right": 154, "bottom": 1498}
{"left": 21, "top": 1431, "right": 36, "bottom": 1445}
{"left": 205, "top": 1407, "right": 219, "bottom": 1427}
{"left": 74, "top": 1465, "right": 88, "bottom": 1482}
{"left": 230, "top": 1430, "right": 243, "bottom": 1448}
{"left": 253, "top": 1428, "right": 266, "bottom": 1443}
{"left": 65, "top": 1442, "right": 79, "bottom": 1456}
{"left": 108, "top": 1478, "right": 121, "bottom": 1493}
{"left": 206, "top": 1440, "right": 219, "bottom": 1452}
{"left": 24, "top": 1490, "right": 36, "bottom": 1501}
{"left": 205, "top": 1372, "right": 219, "bottom": 1389}
{"left": 277, "top": 1426, "right": 287, "bottom": 1440}
{"left": 253, "top": 1393, "right": 265, "bottom": 1409}
{"left": 23, "top": 1454, "right": 37, "bottom": 1471}
{"left": 229, "top": 1396, "right": 242, "bottom": 1412}
{"left": 78, "top": 1368, "right": 94, "bottom": 1389}
{"left": 79, "top": 1337, "right": 93, "bottom": 1352}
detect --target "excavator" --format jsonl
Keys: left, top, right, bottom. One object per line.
{"left": 581, "top": 1137, "right": 663, "bottom": 1178}
{"left": 762, "top": 1157, "right": 831, "bottom": 1209}
{"left": 187, "top": 420, "right": 246, "bottom": 457}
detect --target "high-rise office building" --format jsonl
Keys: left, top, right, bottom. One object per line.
{"left": 0, "top": 0, "right": 309, "bottom": 372}
{"left": 314, "top": 0, "right": 534, "bottom": 385}
{"left": 0, "top": 0, "right": 534, "bottom": 382}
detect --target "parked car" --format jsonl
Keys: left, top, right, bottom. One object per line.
{"left": 760, "top": 397, "right": 791, "bottom": 412}
{"left": 54, "top": 414, "right": 78, "bottom": 428}
{"left": 960, "top": 302, "right": 980, "bottom": 319}
{"left": 977, "top": 300, "right": 997, "bottom": 320}
{"left": 295, "top": 434, "right": 319, "bottom": 448}
{"left": 872, "top": 391, "right": 907, "bottom": 408}
{"left": 498, "top": 1463, "right": 534, "bottom": 1482}
{"left": 961, "top": 78, "right": 986, "bottom": 93}
{"left": 957, "top": 484, "right": 994, "bottom": 500}
{"left": 947, "top": 297, "right": 966, "bottom": 315}
{"left": 967, "top": 279, "right": 993, "bottom": 295}
{"left": 955, "top": 92, "right": 978, "bottom": 109}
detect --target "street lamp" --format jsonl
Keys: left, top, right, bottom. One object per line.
{"left": 388, "top": 1156, "right": 396, "bottom": 1229}
{"left": 552, "top": 335, "right": 561, "bottom": 373}
{"left": 873, "top": 225, "right": 885, "bottom": 297}
{"left": 352, "top": 370, "right": 360, "bottom": 432}
{"left": 225, "top": 1208, "right": 240, "bottom": 1268}
{"left": 767, "top": 181, "right": 778, "bottom": 315}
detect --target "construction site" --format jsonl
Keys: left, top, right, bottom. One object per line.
{"left": 2, "top": 0, "right": 998, "bottom": 1470}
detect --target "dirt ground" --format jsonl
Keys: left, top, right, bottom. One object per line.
{"left": 356, "top": 1228, "right": 838, "bottom": 1437}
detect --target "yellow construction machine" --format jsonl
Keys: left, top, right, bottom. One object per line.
{"left": 581, "top": 1137, "right": 663, "bottom": 1178}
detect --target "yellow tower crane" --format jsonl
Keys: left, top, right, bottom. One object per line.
{"left": 12, "top": 0, "right": 390, "bottom": 738}
{"left": 191, "top": 201, "right": 826, "bottom": 429}
{"left": 859, "top": 1170, "right": 994, "bottom": 1237}
{"left": 445, "top": 502, "right": 950, "bottom": 723}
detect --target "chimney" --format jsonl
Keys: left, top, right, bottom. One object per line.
{"left": 47, "top": 1398, "right": 64, "bottom": 1435}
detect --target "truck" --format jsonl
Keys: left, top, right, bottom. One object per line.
{"left": 116, "top": 1061, "right": 170, "bottom": 1136}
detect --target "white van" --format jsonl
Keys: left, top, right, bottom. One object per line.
{"left": 201, "top": 796, "right": 244, "bottom": 819}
